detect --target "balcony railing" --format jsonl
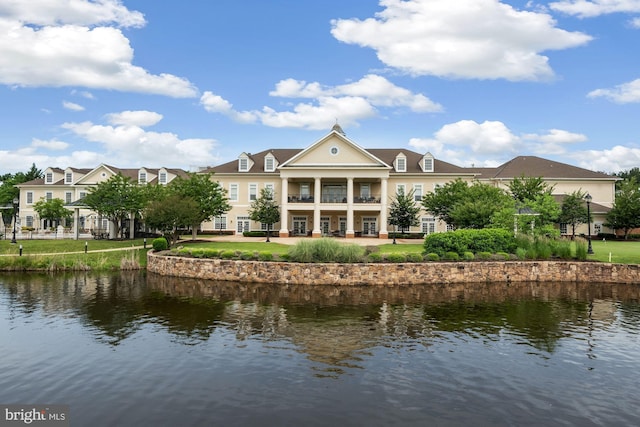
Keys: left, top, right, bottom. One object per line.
{"left": 287, "top": 194, "right": 381, "bottom": 204}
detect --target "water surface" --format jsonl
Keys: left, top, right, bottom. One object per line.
{"left": 1, "top": 272, "right": 639, "bottom": 426}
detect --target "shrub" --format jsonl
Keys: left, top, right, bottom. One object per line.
{"left": 462, "top": 251, "right": 475, "bottom": 261}
{"left": 575, "top": 238, "right": 588, "bottom": 260}
{"left": 516, "top": 247, "right": 527, "bottom": 260}
{"left": 551, "top": 239, "right": 572, "bottom": 260}
{"left": 287, "top": 240, "right": 315, "bottom": 262}
{"left": 314, "top": 238, "right": 341, "bottom": 262}
{"left": 425, "top": 253, "right": 440, "bottom": 261}
{"left": 386, "top": 253, "right": 407, "bottom": 263}
{"left": 220, "top": 250, "right": 237, "bottom": 259}
{"left": 444, "top": 251, "right": 460, "bottom": 261}
{"left": 476, "top": 251, "right": 492, "bottom": 260}
{"left": 494, "top": 252, "right": 510, "bottom": 260}
{"left": 406, "top": 253, "right": 424, "bottom": 262}
{"left": 424, "top": 228, "right": 516, "bottom": 257}
{"left": 152, "top": 237, "right": 168, "bottom": 251}
{"left": 336, "top": 244, "right": 365, "bottom": 263}
{"left": 258, "top": 252, "right": 273, "bottom": 261}
{"left": 365, "top": 245, "right": 380, "bottom": 255}
{"left": 239, "top": 251, "right": 256, "bottom": 260}
{"left": 367, "top": 252, "right": 383, "bottom": 263}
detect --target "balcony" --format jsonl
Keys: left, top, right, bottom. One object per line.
{"left": 287, "top": 194, "right": 381, "bottom": 204}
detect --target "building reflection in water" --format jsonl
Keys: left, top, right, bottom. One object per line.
{"left": 1, "top": 271, "right": 638, "bottom": 374}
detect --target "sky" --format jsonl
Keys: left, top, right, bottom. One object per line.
{"left": 1, "top": 0, "right": 640, "bottom": 175}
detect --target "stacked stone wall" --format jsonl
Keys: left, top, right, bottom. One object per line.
{"left": 147, "top": 252, "right": 640, "bottom": 285}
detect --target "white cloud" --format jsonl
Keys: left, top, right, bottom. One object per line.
{"left": 549, "top": 0, "right": 640, "bottom": 18}
{"left": 408, "top": 121, "right": 591, "bottom": 167}
{"left": 571, "top": 145, "right": 640, "bottom": 173}
{"left": 71, "top": 89, "right": 95, "bottom": 99}
{"left": 0, "top": 0, "right": 146, "bottom": 27}
{"left": 60, "top": 112, "right": 219, "bottom": 168}
{"left": 331, "top": 0, "right": 592, "bottom": 81}
{"left": 632, "top": 17, "right": 640, "bottom": 27}
{"left": 0, "top": 1, "right": 196, "bottom": 97}
{"left": 63, "top": 100, "right": 84, "bottom": 111}
{"left": 31, "top": 138, "right": 70, "bottom": 150}
{"left": 588, "top": 78, "right": 640, "bottom": 103}
{"left": 105, "top": 110, "right": 163, "bottom": 127}
{"left": 201, "top": 74, "right": 441, "bottom": 130}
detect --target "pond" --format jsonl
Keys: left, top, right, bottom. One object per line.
{"left": 1, "top": 272, "right": 639, "bottom": 426}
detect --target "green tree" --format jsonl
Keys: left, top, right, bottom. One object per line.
{"left": 388, "top": 188, "right": 421, "bottom": 235}
{"left": 422, "top": 179, "right": 512, "bottom": 230}
{"left": 83, "top": 174, "right": 144, "bottom": 239}
{"left": 507, "top": 175, "right": 560, "bottom": 234}
{"left": 168, "top": 173, "right": 231, "bottom": 240}
{"left": 248, "top": 188, "right": 280, "bottom": 242}
{"left": 144, "top": 194, "right": 202, "bottom": 247}
{"left": 558, "top": 190, "right": 588, "bottom": 239}
{"left": 604, "top": 177, "right": 640, "bottom": 239}
{"left": 508, "top": 174, "right": 554, "bottom": 203}
{"left": 33, "top": 198, "right": 72, "bottom": 228}
{"left": 615, "top": 167, "right": 640, "bottom": 190}
{"left": 0, "top": 163, "right": 43, "bottom": 205}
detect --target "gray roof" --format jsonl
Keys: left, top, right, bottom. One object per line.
{"left": 468, "top": 156, "right": 615, "bottom": 180}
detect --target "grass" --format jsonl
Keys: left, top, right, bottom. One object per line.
{"left": 0, "top": 236, "right": 638, "bottom": 271}
{"left": 0, "top": 238, "right": 150, "bottom": 271}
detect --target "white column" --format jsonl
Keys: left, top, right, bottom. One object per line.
{"left": 74, "top": 208, "right": 80, "bottom": 240}
{"left": 279, "top": 177, "right": 289, "bottom": 237}
{"left": 129, "top": 211, "right": 135, "bottom": 239}
{"left": 346, "top": 177, "right": 354, "bottom": 238}
{"left": 312, "top": 177, "right": 321, "bottom": 237}
{"left": 379, "top": 178, "right": 389, "bottom": 238}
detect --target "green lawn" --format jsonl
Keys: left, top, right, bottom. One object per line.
{"left": 177, "top": 240, "right": 291, "bottom": 256}
{"left": 586, "top": 239, "right": 640, "bottom": 264}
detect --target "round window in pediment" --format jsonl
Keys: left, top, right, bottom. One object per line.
{"left": 330, "top": 146, "right": 339, "bottom": 156}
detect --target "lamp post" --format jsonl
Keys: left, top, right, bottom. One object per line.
{"left": 585, "top": 193, "right": 594, "bottom": 255}
{"left": 10, "top": 197, "right": 18, "bottom": 244}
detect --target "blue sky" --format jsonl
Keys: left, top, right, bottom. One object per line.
{"left": 1, "top": 0, "right": 640, "bottom": 175}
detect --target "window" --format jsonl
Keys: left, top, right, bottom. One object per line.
{"left": 214, "top": 216, "right": 227, "bottom": 231}
{"left": 138, "top": 172, "right": 147, "bottom": 184}
{"left": 159, "top": 172, "right": 167, "bottom": 184}
{"left": 265, "top": 183, "right": 275, "bottom": 199}
{"left": 360, "top": 184, "right": 370, "bottom": 198}
{"left": 65, "top": 192, "right": 72, "bottom": 204}
{"left": 79, "top": 191, "right": 86, "bottom": 200}
{"left": 26, "top": 216, "right": 34, "bottom": 227}
{"left": 421, "top": 217, "right": 436, "bottom": 235}
{"left": 560, "top": 223, "right": 568, "bottom": 235}
{"left": 26, "top": 192, "right": 33, "bottom": 204}
{"left": 300, "top": 183, "right": 310, "bottom": 200}
{"left": 330, "top": 146, "right": 339, "bottom": 155}
{"left": 396, "top": 184, "right": 406, "bottom": 195}
{"left": 395, "top": 156, "right": 406, "bottom": 172}
{"left": 65, "top": 172, "right": 72, "bottom": 183}
{"left": 46, "top": 172, "right": 53, "bottom": 184}
{"left": 423, "top": 155, "right": 434, "bottom": 172}
{"left": 239, "top": 157, "right": 249, "bottom": 172}
{"left": 229, "top": 184, "right": 238, "bottom": 202}
{"left": 249, "top": 183, "right": 258, "bottom": 201}
{"left": 265, "top": 156, "right": 275, "bottom": 172}
{"left": 45, "top": 192, "right": 53, "bottom": 201}
{"left": 413, "top": 184, "right": 423, "bottom": 201}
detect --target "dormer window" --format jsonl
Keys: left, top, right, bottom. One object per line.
{"left": 395, "top": 154, "right": 407, "bottom": 173}
{"left": 264, "top": 155, "right": 275, "bottom": 172}
{"left": 159, "top": 172, "right": 167, "bottom": 184}
{"left": 422, "top": 153, "right": 434, "bottom": 172}
{"left": 139, "top": 171, "right": 147, "bottom": 184}
{"left": 46, "top": 172, "right": 53, "bottom": 184}
{"left": 65, "top": 172, "right": 72, "bottom": 184}
{"left": 238, "top": 154, "right": 252, "bottom": 172}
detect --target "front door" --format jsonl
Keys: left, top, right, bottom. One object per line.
{"left": 237, "top": 216, "right": 250, "bottom": 233}
{"left": 362, "top": 217, "right": 377, "bottom": 236}
{"left": 292, "top": 216, "right": 307, "bottom": 236}
{"left": 320, "top": 217, "right": 330, "bottom": 236}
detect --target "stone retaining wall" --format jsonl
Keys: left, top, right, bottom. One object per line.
{"left": 147, "top": 251, "right": 640, "bottom": 285}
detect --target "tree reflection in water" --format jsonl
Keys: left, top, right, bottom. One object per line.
{"left": 1, "top": 272, "right": 636, "bottom": 371}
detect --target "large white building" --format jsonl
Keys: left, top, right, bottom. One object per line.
{"left": 10, "top": 126, "right": 616, "bottom": 240}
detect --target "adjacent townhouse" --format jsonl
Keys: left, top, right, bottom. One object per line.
{"left": 203, "top": 125, "right": 617, "bottom": 239}
{"left": 15, "top": 164, "right": 187, "bottom": 238}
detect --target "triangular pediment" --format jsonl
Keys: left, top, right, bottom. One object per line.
{"left": 280, "top": 130, "right": 390, "bottom": 169}
{"left": 75, "top": 164, "right": 119, "bottom": 185}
